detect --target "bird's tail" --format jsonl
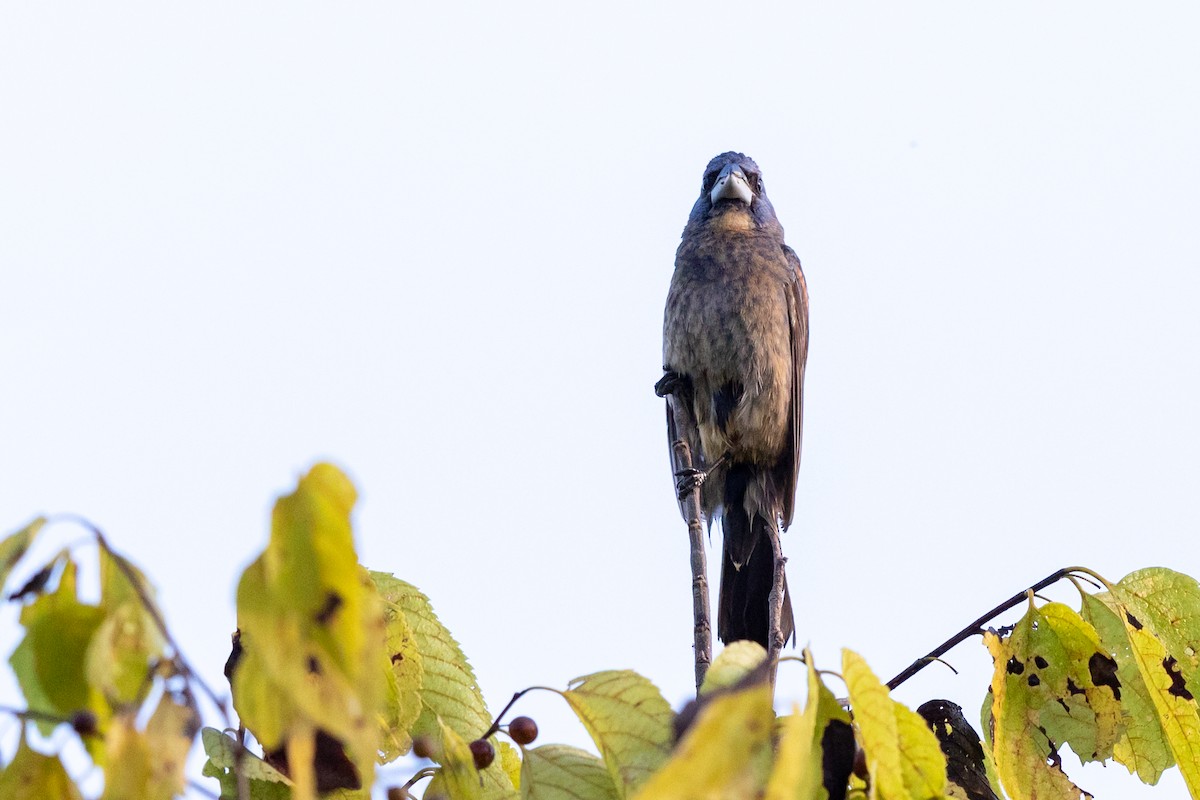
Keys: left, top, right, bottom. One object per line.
{"left": 716, "top": 465, "right": 795, "bottom": 648}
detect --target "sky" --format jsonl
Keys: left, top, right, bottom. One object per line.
{"left": 3, "top": 3, "right": 1199, "bottom": 797}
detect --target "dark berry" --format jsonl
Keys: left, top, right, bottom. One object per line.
{"left": 469, "top": 739, "right": 495, "bottom": 769}
{"left": 508, "top": 716, "right": 538, "bottom": 746}
{"left": 71, "top": 710, "right": 98, "bottom": 737}
{"left": 387, "top": 788, "right": 411, "bottom": 800}
{"left": 852, "top": 747, "right": 868, "bottom": 780}
{"left": 412, "top": 735, "right": 436, "bottom": 759}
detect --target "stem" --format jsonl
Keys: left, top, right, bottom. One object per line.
{"left": 885, "top": 567, "right": 1077, "bottom": 691}
{"left": 480, "top": 687, "right": 557, "bottom": 740}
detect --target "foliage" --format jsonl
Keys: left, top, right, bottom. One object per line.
{"left": 1, "top": 465, "right": 1199, "bottom": 799}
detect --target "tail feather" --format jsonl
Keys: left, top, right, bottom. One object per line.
{"left": 717, "top": 499, "right": 795, "bottom": 648}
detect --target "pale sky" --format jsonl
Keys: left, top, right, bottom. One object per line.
{"left": 2, "top": 4, "right": 1199, "bottom": 797}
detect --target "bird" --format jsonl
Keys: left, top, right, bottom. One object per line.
{"left": 657, "top": 152, "right": 808, "bottom": 649}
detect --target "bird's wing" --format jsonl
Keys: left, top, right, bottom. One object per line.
{"left": 781, "top": 244, "right": 809, "bottom": 529}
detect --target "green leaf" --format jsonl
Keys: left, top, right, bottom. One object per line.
{"left": 563, "top": 670, "right": 674, "bottom": 798}
{"left": 433, "top": 717, "right": 484, "bottom": 800}
{"left": 630, "top": 680, "right": 774, "bottom": 800}
{"left": 983, "top": 621, "right": 1090, "bottom": 800}
{"left": 371, "top": 571, "right": 490, "bottom": 743}
{"left": 0, "top": 737, "right": 84, "bottom": 800}
{"left": 85, "top": 599, "right": 164, "bottom": 706}
{"left": 1038, "top": 601, "right": 1122, "bottom": 762}
{"left": 521, "top": 745, "right": 618, "bottom": 800}
{"left": 376, "top": 578, "right": 423, "bottom": 761}
{"left": 10, "top": 559, "right": 107, "bottom": 738}
{"left": 233, "top": 463, "right": 389, "bottom": 789}
{"left": 0, "top": 517, "right": 44, "bottom": 592}
{"left": 842, "top": 649, "right": 946, "bottom": 800}
{"left": 766, "top": 649, "right": 853, "bottom": 800}
{"left": 699, "top": 641, "right": 767, "bottom": 695}
{"left": 200, "top": 726, "right": 293, "bottom": 800}
{"left": 1081, "top": 592, "right": 1174, "bottom": 784}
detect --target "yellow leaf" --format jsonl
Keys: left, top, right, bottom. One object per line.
{"left": 1102, "top": 572, "right": 1200, "bottom": 796}
{"left": 1081, "top": 592, "right": 1174, "bottom": 783}
{"left": 144, "top": 692, "right": 201, "bottom": 799}
{"left": 0, "top": 517, "right": 44, "bottom": 592}
{"left": 766, "top": 648, "right": 854, "bottom": 800}
{"left": 700, "top": 641, "right": 767, "bottom": 695}
{"left": 233, "top": 464, "right": 389, "bottom": 789}
{"left": 564, "top": 670, "right": 674, "bottom": 798}
{"left": 842, "top": 649, "right": 945, "bottom": 800}
{"left": 434, "top": 717, "right": 484, "bottom": 800}
{"left": 100, "top": 713, "right": 153, "bottom": 800}
{"left": 631, "top": 681, "right": 775, "bottom": 800}
{"left": 983, "top": 626, "right": 1091, "bottom": 800}
{"left": 0, "top": 737, "right": 84, "bottom": 800}
{"left": 521, "top": 744, "right": 619, "bottom": 800}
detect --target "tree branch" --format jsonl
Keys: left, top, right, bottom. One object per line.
{"left": 885, "top": 567, "right": 1074, "bottom": 691}
{"left": 665, "top": 395, "right": 712, "bottom": 693}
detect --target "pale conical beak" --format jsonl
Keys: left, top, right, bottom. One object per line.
{"left": 710, "top": 163, "right": 754, "bottom": 205}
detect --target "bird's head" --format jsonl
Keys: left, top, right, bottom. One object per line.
{"left": 686, "top": 152, "right": 783, "bottom": 237}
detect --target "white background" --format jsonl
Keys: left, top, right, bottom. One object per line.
{"left": 3, "top": 3, "right": 1198, "bottom": 797}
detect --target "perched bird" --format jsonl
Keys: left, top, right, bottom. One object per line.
{"left": 658, "top": 152, "right": 808, "bottom": 649}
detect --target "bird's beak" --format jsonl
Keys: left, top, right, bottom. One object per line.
{"left": 710, "top": 163, "right": 754, "bottom": 205}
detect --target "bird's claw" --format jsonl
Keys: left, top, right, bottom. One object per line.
{"left": 655, "top": 370, "right": 685, "bottom": 398}
{"left": 675, "top": 467, "right": 707, "bottom": 500}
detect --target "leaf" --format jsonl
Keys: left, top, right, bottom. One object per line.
{"left": 371, "top": 571, "right": 490, "bottom": 742}
{"left": 0, "top": 516, "right": 44, "bottom": 592}
{"left": 233, "top": 463, "right": 389, "bottom": 789}
{"left": 1101, "top": 569, "right": 1200, "bottom": 795}
{"left": 200, "top": 727, "right": 294, "bottom": 800}
{"left": 563, "top": 670, "right": 674, "bottom": 798}
{"left": 1080, "top": 592, "right": 1174, "bottom": 783}
{"left": 144, "top": 692, "right": 201, "bottom": 799}
{"left": 0, "top": 737, "right": 84, "bottom": 800}
{"left": 842, "top": 648, "right": 945, "bottom": 800}
{"left": 10, "top": 559, "right": 108, "bottom": 739}
{"left": 630, "top": 680, "right": 774, "bottom": 800}
{"left": 521, "top": 745, "right": 619, "bottom": 800}
{"left": 433, "top": 717, "right": 484, "bottom": 800}
{"left": 100, "top": 712, "right": 153, "bottom": 800}
{"left": 85, "top": 599, "right": 164, "bottom": 706}
{"left": 375, "top": 573, "right": 424, "bottom": 761}
{"left": 1038, "top": 602, "right": 1122, "bottom": 762}
{"left": 766, "top": 649, "right": 854, "bottom": 800}
{"left": 699, "top": 641, "right": 767, "bottom": 695}
{"left": 983, "top": 623, "right": 1092, "bottom": 800}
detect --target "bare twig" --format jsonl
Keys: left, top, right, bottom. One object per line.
{"left": 664, "top": 395, "right": 712, "bottom": 694}
{"left": 885, "top": 567, "right": 1074, "bottom": 691}
{"left": 765, "top": 525, "right": 786, "bottom": 680}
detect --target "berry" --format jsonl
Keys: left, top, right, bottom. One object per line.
{"left": 469, "top": 738, "right": 495, "bottom": 769}
{"left": 412, "top": 735, "right": 436, "bottom": 759}
{"left": 508, "top": 716, "right": 538, "bottom": 746}
{"left": 71, "top": 710, "right": 98, "bottom": 737}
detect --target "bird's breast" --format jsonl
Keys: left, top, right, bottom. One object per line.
{"left": 664, "top": 232, "right": 794, "bottom": 463}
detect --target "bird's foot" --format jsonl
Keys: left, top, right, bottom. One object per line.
{"left": 674, "top": 467, "right": 708, "bottom": 500}
{"left": 655, "top": 370, "right": 687, "bottom": 398}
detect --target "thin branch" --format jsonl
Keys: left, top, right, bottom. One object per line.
{"left": 885, "top": 567, "right": 1075, "bottom": 691}
{"left": 665, "top": 394, "right": 712, "bottom": 693}
{"left": 765, "top": 523, "right": 786, "bottom": 682}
